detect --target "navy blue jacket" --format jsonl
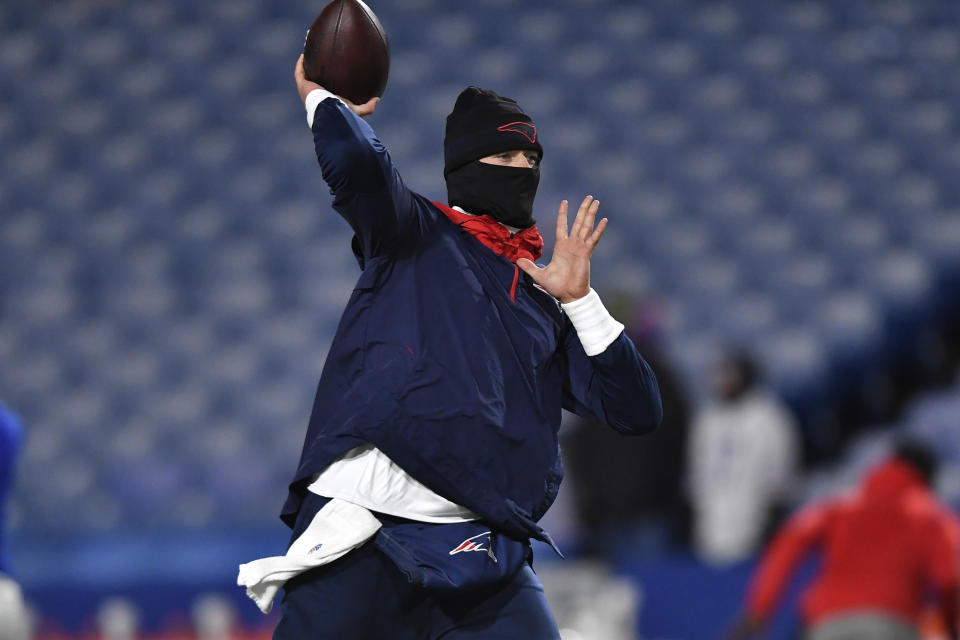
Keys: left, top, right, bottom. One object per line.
{"left": 281, "top": 98, "right": 662, "bottom": 545}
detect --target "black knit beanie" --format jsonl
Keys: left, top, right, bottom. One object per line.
{"left": 443, "top": 87, "right": 543, "bottom": 176}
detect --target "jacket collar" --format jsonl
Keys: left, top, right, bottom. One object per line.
{"left": 433, "top": 201, "right": 543, "bottom": 263}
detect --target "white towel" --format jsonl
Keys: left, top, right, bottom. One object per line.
{"left": 237, "top": 498, "right": 382, "bottom": 613}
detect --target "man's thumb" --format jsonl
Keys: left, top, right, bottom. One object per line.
{"left": 516, "top": 258, "right": 540, "bottom": 278}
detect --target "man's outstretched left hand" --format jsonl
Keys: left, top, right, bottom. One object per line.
{"left": 517, "top": 195, "right": 608, "bottom": 304}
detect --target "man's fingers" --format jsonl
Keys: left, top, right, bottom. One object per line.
{"left": 295, "top": 54, "right": 304, "bottom": 79}
{"left": 340, "top": 95, "right": 380, "bottom": 117}
{"left": 581, "top": 199, "right": 600, "bottom": 240}
{"left": 355, "top": 97, "right": 380, "bottom": 116}
{"left": 294, "top": 54, "right": 307, "bottom": 89}
{"left": 569, "top": 195, "right": 593, "bottom": 239}
{"left": 556, "top": 200, "right": 569, "bottom": 240}
{"left": 587, "top": 217, "right": 609, "bottom": 249}
{"left": 295, "top": 54, "right": 325, "bottom": 104}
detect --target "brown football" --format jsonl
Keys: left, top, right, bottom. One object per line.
{"left": 303, "top": 0, "right": 390, "bottom": 105}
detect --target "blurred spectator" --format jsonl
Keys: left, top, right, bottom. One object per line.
{"left": 536, "top": 562, "right": 641, "bottom": 640}
{"left": 96, "top": 598, "right": 138, "bottom": 640}
{"left": 688, "top": 349, "right": 800, "bottom": 564}
{"left": 564, "top": 296, "right": 691, "bottom": 558}
{"left": 0, "top": 403, "right": 27, "bottom": 640}
{"left": 192, "top": 593, "right": 237, "bottom": 640}
{"left": 728, "top": 439, "right": 960, "bottom": 640}
{"left": 0, "top": 575, "right": 29, "bottom": 640}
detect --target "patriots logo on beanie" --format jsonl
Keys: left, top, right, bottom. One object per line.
{"left": 443, "top": 87, "right": 543, "bottom": 176}
{"left": 497, "top": 122, "right": 537, "bottom": 143}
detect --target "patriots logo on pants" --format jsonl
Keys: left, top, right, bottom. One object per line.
{"left": 450, "top": 531, "right": 497, "bottom": 562}
{"left": 449, "top": 531, "right": 492, "bottom": 556}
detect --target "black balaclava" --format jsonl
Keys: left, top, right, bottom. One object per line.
{"left": 443, "top": 87, "right": 543, "bottom": 229}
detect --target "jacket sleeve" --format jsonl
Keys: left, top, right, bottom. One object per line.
{"left": 310, "top": 96, "right": 436, "bottom": 264}
{"left": 561, "top": 324, "right": 663, "bottom": 434}
{"left": 746, "top": 502, "right": 831, "bottom": 623}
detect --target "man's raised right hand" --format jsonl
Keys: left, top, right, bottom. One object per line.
{"left": 295, "top": 54, "right": 378, "bottom": 118}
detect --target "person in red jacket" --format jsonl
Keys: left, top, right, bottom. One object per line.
{"left": 728, "top": 439, "right": 960, "bottom": 640}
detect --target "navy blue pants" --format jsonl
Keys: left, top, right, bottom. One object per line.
{"left": 273, "top": 493, "right": 561, "bottom": 639}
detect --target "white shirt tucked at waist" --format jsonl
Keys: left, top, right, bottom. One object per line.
{"left": 307, "top": 444, "right": 479, "bottom": 523}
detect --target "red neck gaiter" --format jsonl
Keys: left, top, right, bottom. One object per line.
{"left": 433, "top": 201, "right": 544, "bottom": 263}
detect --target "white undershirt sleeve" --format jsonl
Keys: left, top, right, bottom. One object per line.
{"left": 561, "top": 288, "right": 625, "bottom": 356}
{"left": 305, "top": 88, "right": 343, "bottom": 127}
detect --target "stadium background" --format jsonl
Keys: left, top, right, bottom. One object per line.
{"left": 1, "top": 0, "right": 959, "bottom": 637}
